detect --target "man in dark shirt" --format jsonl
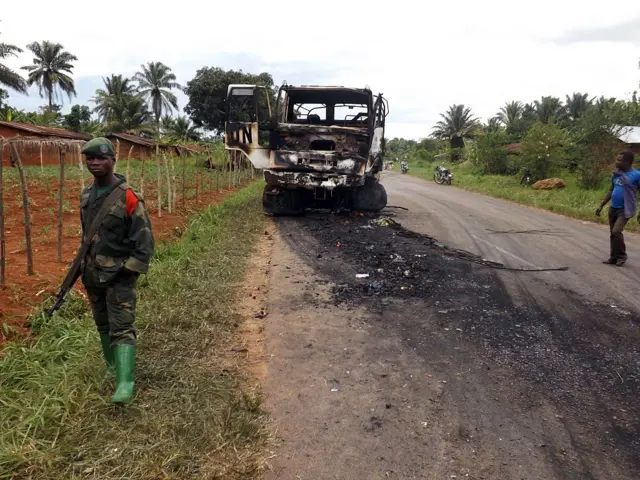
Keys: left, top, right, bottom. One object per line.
{"left": 80, "top": 137, "right": 154, "bottom": 404}
{"left": 596, "top": 151, "right": 640, "bottom": 266}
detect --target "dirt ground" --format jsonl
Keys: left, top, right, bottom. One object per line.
{"left": 246, "top": 176, "right": 639, "bottom": 479}
{"left": 0, "top": 175, "right": 241, "bottom": 344}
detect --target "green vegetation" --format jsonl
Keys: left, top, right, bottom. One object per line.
{"left": 0, "top": 181, "right": 270, "bottom": 479}
{"left": 21, "top": 41, "right": 78, "bottom": 109}
{"left": 388, "top": 66, "right": 640, "bottom": 228}
{"left": 184, "top": 67, "right": 275, "bottom": 134}
{"left": 405, "top": 161, "right": 640, "bottom": 233}
{"left": 0, "top": 30, "right": 27, "bottom": 94}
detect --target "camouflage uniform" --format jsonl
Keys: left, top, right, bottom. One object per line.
{"left": 80, "top": 174, "right": 154, "bottom": 347}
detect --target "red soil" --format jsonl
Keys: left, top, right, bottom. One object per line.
{"left": 0, "top": 175, "right": 243, "bottom": 345}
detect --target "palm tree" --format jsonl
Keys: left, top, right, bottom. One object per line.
{"left": 133, "top": 62, "right": 181, "bottom": 142}
{"left": 483, "top": 117, "right": 502, "bottom": 134}
{"left": 21, "top": 41, "right": 77, "bottom": 109}
{"left": 92, "top": 74, "right": 136, "bottom": 122}
{"left": 433, "top": 104, "right": 479, "bottom": 162}
{"left": 0, "top": 31, "right": 27, "bottom": 93}
{"left": 564, "top": 92, "right": 593, "bottom": 123}
{"left": 496, "top": 101, "right": 523, "bottom": 130}
{"left": 164, "top": 115, "right": 201, "bottom": 142}
{"left": 107, "top": 95, "right": 154, "bottom": 136}
{"left": 432, "top": 104, "right": 479, "bottom": 149}
{"left": 533, "top": 96, "right": 563, "bottom": 124}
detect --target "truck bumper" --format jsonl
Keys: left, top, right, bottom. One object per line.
{"left": 263, "top": 170, "right": 365, "bottom": 190}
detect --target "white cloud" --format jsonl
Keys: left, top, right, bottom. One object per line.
{"left": 2, "top": 0, "right": 640, "bottom": 139}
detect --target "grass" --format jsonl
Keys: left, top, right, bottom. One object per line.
{"left": 0, "top": 180, "right": 270, "bottom": 479}
{"left": 404, "top": 162, "right": 639, "bottom": 232}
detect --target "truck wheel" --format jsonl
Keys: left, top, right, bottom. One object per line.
{"left": 353, "top": 179, "right": 387, "bottom": 212}
{"left": 262, "top": 185, "right": 303, "bottom": 216}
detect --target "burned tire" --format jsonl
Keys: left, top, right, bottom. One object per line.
{"left": 262, "top": 185, "right": 303, "bottom": 216}
{"left": 353, "top": 178, "right": 387, "bottom": 212}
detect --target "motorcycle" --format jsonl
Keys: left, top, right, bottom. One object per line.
{"left": 520, "top": 167, "right": 531, "bottom": 186}
{"left": 401, "top": 163, "right": 409, "bottom": 174}
{"left": 434, "top": 163, "right": 452, "bottom": 185}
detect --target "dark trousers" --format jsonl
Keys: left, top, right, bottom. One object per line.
{"left": 83, "top": 273, "right": 138, "bottom": 347}
{"left": 609, "top": 207, "right": 629, "bottom": 261}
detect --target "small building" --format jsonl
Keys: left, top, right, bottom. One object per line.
{"left": 0, "top": 121, "right": 90, "bottom": 166}
{"left": 505, "top": 143, "right": 521, "bottom": 154}
{"left": 106, "top": 133, "right": 157, "bottom": 160}
{"left": 616, "top": 126, "right": 640, "bottom": 154}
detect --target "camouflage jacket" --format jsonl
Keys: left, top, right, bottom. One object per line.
{"left": 80, "top": 174, "right": 154, "bottom": 286}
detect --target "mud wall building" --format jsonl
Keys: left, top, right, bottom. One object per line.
{"left": 616, "top": 126, "right": 640, "bottom": 155}
{"left": 106, "top": 133, "right": 156, "bottom": 160}
{"left": 0, "top": 121, "right": 90, "bottom": 167}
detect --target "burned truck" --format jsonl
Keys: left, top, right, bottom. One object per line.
{"left": 224, "top": 83, "right": 389, "bottom": 215}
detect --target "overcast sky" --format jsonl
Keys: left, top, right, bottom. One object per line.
{"left": 2, "top": 0, "right": 639, "bottom": 139}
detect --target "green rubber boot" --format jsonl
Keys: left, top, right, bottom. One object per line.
{"left": 99, "top": 333, "right": 115, "bottom": 376}
{"left": 111, "top": 344, "right": 136, "bottom": 404}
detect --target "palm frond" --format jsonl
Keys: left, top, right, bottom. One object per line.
{"left": 21, "top": 40, "right": 77, "bottom": 105}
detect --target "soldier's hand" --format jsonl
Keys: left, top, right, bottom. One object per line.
{"left": 121, "top": 267, "right": 138, "bottom": 278}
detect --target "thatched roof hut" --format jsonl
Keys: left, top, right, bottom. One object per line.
{"left": 2, "top": 135, "right": 88, "bottom": 168}
{"left": 0, "top": 121, "right": 91, "bottom": 167}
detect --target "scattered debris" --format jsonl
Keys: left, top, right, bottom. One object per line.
{"left": 370, "top": 217, "right": 401, "bottom": 228}
{"left": 356, "top": 274, "right": 370, "bottom": 279}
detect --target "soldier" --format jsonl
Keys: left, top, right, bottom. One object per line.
{"left": 80, "top": 137, "right": 154, "bottom": 404}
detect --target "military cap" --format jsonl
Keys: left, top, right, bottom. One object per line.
{"left": 82, "top": 137, "right": 115, "bottom": 157}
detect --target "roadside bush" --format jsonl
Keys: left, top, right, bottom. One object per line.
{"left": 570, "top": 111, "right": 623, "bottom": 189}
{"left": 475, "top": 130, "right": 511, "bottom": 175}
{"left": 520, "top": 120, "right": 568, "bottom": 180}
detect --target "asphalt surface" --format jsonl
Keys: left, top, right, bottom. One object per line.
{"left": 261, "top": 173, "right": 640, "bottom": 480}
{"left": 383, "top": 171, "right": 640, "bottom": 313}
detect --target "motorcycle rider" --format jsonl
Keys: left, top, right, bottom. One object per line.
{"left": 400, "top": 158, "right": 409, "bottom": 173}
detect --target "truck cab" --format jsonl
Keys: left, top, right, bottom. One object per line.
{"left": 225, "top": 83, "right": 388, "bottom": 215}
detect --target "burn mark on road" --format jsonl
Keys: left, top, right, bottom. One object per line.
{"left": 277, "top": 211, "right": 640, "bottom": 476}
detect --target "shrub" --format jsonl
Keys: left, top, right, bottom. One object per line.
{"left": 520, "top": 121, "right": 568, "bottom": 180}
{"left": 475, "top": 130, "right": 510, "bottom": 174}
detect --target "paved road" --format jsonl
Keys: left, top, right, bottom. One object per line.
{"left": 383, "top": 171, "right": 640, "bottom": 313}
{"left": 260, "top": 173, "right": 640, "bottom": 480}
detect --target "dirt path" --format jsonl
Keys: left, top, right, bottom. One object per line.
{"left": 257, "top": 175, "right": 639, "bottom": 480}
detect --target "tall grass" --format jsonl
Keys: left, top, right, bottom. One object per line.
{"left": 0, "top": 181, "right": 269, "bottom": 479}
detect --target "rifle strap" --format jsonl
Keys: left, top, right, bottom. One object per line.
{"left": 77, "top": 183, "right": 127, "bottom": 262}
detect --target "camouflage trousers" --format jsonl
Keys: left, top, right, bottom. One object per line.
{"left": 84, "top": 272, "right": 138, "bottom": 346}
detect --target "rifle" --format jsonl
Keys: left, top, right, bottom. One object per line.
{"left": 45, "top": 184, "right": 126, "bottom": 317}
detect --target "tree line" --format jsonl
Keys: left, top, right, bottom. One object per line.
{"left": 388, "top": 78, "right": 640, "bottom": 189}
{"left": 0, "top": 29, "right": 275, "bottom": 145}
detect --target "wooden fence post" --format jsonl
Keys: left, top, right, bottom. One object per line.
{"left": 114, "top": 139, "right": 120, "bottom": 172}
{"left": 77, "top": 144, "right": 85, "bottom": 191}
{"left": 140, "top": 156, "right": 146, "bottom": 197}
{"left": 57, "top": 147, "right": 65, "bottom": 263}
{"left": 11, "top": 143, "right": 34, "bottom": 275}
{"left": 156, "top": 155, "right": 162, "bottom": 217}
{"left": 0, "top": 138, "right": 5, "bottom": 286}
{"left": 126, "top": 145, "right": 134, "bottom": 182}
{"left": 39, "top": 143, "right": 44, "bottom": 172}
{"left": 162, "top": 153, "right": 172, "bottom": 214}
{"left": 181, "top": 154, "right": 186, "bottom": 209}
{"left": 169, "top": 155, "right": 177, "bottom": 212}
